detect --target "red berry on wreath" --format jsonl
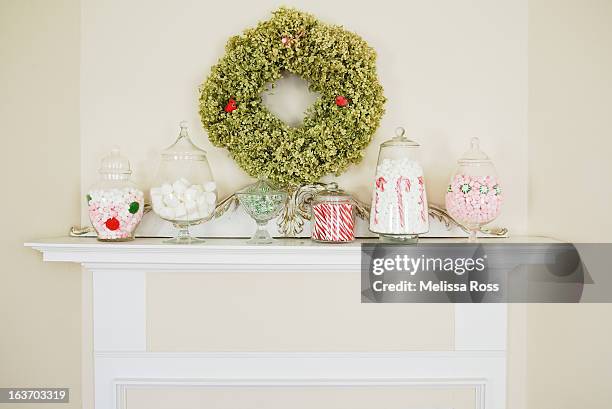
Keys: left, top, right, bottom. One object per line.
{"left": 105, "top": 217, "right": 120, "bottom": 231}
{"left": 224, "top": 98, "right": 237, "bottom": 113}
{"left": 335, "top": 95, "right": 348, "bottom": 107}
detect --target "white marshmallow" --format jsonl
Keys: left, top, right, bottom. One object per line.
{"left": 204, "top": 191, "right": 216, "bottom": 205}
{"left": 203, "top": 181, "right": 216, "bottom": 192}
{"left": 152, "top": 196, "right": 164, "bottom": 210}
{"left": 184, "top": 187, "right": 198, "bottom": 202}
{"left": 161, "top": 183, "right": 173, "bottom": 195}
{"left": 150, "top": 187, "right": 162, "bottom": 196}
{"left": 163, "top": 193, "right": 179, "bottom": 208}
{"left": 172, "top": 180, "right": 188, "bottom": 195}
{"left": 185, "top": 199, "right": 197, "bottom": 212}
{"left": 174, "top": 203, "right": 187, "bottom": 218}
{"left": 159, "top": 207, "right": 175, "bottom": 220}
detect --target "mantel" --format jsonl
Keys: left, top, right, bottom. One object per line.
{"left": 25, "top": 236, "right": 555, "bottom": 273}
{"left": 24, "top": 236, "right": 542, "bottom": 409}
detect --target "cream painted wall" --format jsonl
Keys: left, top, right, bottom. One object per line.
{"left": 527, "top": 1, "right": 612, "bottom": 409}
{"left": 80, "top": 0, "right": 528, "bottom": 236}
{"left": 0, "top": 1, "right": 81, "bottom": 409}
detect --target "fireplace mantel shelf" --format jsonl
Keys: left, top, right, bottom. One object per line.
{"left": 25, "top": 236, "right": 555, "bottom": 273}
{"left": 24, "top": 235, "right": 531, "bottom": 409}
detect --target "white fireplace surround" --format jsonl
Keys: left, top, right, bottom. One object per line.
{"left": 27, "top": 237, "right": 511, "bottom": 409}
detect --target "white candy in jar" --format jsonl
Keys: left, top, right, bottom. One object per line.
{"left": 369, "top": 158, "right": 429, "bottom": 234}
{"left": 151, "top": 179, "right": 217, "bottom": 222}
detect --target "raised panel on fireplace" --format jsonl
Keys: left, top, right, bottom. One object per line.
{"left": 125, "top": 385, "right": 477, "bottom": 409}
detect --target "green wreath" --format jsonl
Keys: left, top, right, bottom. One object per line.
{"left": 199, "top": 7, "right": 386, "bottom": 186}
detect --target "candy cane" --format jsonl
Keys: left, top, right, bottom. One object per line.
{"left": 312, "top": 202, "right": 354, "bottom": 242}
{"left": 374, "top": 176, "right": 387, "bottom": 225}
{"left": 396, "top": 176, "right": 411, "bottom": 228}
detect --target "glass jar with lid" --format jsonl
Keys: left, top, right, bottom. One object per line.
{"left": 86, "top": 148, "right": 144, "bottom": 241}
{"left": 445, "top": 137, "right": 502, "bottom": 241}
{"left": 369, "top": 127, "right": 429, "bottom": 243}
{"left": 150, "top": 121, "right": 216, "bottom": 244}
{"left": 311, "top": 182, "right": 355, "bottom": 243}
{"left": 235, "top": 178, "right": 287, "bottom": 245}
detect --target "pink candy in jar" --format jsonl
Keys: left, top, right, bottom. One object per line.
{"left": 87, "top": 148, "right": 144, "bottom": 241}
{"left": 445, "top": 137, "right": 502, "bottom": 241}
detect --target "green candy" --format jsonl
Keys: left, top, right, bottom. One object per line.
{"left": 128, "top": 201, "right": 140, "bottom": 214}
{"left": 460, "top": 184, "right": 471, "bottom": 194}
{"left": 86, "top": 194, "right": 92, "bottom": 203}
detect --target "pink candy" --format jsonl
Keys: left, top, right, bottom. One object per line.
{"left": 87, "top": 188, "right": 144, "bottom": 241}
{"left": 445, "top": 174, "right": 502, "bottom": 226}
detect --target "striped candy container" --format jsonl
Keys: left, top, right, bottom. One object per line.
{"left": 311, "top": 183, "right": 355, "bottom": 243}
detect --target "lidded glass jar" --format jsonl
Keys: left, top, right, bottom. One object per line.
{"left": 369, "top": 127, "right": 429, "bottom": 243}
{"left": 235, "top": 178, "right": 287, "bottom": 245}
{"left": 311, "top": 183, "right": 355, "bottom": 243}
{"left": 150, "top": 121, "right": 216, "bottom": 244}
{"left": 445, "top": 137, "right": 502, "bottom": 242}
{"left": 86, "top": 148, "right": 144, "bottom": 241}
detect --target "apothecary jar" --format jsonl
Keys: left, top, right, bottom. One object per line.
{"left": 150, "top": 121, "right": 216, "bottom": 244}
{"left": 369, "top": 127, "right": 429, "bottom": 243}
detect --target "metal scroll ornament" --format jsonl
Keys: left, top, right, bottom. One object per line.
{"left": 70, "top": 183, "right": 507, "bottom": 238}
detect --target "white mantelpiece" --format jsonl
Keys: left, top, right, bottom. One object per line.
{"left": 24, "top": 236, "right": 541, "bottom": 409}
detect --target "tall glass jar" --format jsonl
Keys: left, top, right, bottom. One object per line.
{"left": 311, "top": 183, "right": 355, "bottom": 243}
{"left": 86, "top": 148, "right": 144, "bottom": 241}
{"left": 445, "top": 137, "right": 502, "bottom": 242}
{"left": 150, "top": 121, "right": 216, "bottom": 244}
{"left": 369, "top": 127, "right": 429, "bottom": 243}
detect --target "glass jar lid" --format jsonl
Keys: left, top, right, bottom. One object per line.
{"left": 162, "top": 121, "right": 208, "bottom": 160}
{"left": 314, "top": 182, "right": 352, "bottom": 202}
{"left": 380, "top": 127, "right": 420, "bottom": 148}
{"left": 99, "top": 147, "right": 131, "bottom": 175}
{"left": 458, "top": 137, "right": 492, "bottom": 164}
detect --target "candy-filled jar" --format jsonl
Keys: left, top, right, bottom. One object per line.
{"left": 150, "top": 121, "right": 216, "bottom": 244}
{"left": 445, "top": 137, "right": 502, "bottom": 242}
{"left": 369, "top": 127, "right": 429, "bottom": 243}
{"left": 86, "top": 148, "right": 144, "bottom": 241}
{"left": 311, "top": 183, "right": 355, "bottom": 243}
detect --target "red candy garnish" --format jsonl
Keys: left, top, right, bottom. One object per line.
{"left": 224, "top": 98, "right": 237, "bottom": 113}
{"left": 105, "top": 217, "right": 120, "bottom": 231}
{"left": 335, "top": 95, "right": 348, "bottom": 107}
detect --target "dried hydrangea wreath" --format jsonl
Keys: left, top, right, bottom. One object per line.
{"left": 199, "top": 7, "right": 386, "bottom": 186}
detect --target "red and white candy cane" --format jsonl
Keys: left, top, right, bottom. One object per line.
{"left": 312, "top": 202, "right": 354, "bottom": 242}
{"left": 395, "top": 176, "right": 411, "bottom": 228}
{"left": 373, "top": 176, "right": 387, "bottom": 224}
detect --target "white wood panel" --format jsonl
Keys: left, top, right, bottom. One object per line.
{"left": 92, "top": 269, "right": 146, "bottom": 351}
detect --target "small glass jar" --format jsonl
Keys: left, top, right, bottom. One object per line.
{"left": 369, "top": 127, "right": 429, "bottom": 243}
{"left": 311, "top": 183, "right": 355, "bottom": 243}
{"left": 445, "top": 137, "right": 502, "bottom": 241}
{"left": 150, "top": 121, "right": 216, "bottom": 244}
{"left": 235, "top": 178, "right": 287, "bottom": 244}
{"left": 86, "top": 148, "right": 144, "bottom": 241}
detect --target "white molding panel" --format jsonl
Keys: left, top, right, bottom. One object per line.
{"left": 96, "top": 352, "right": 504, "bottom": 409}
